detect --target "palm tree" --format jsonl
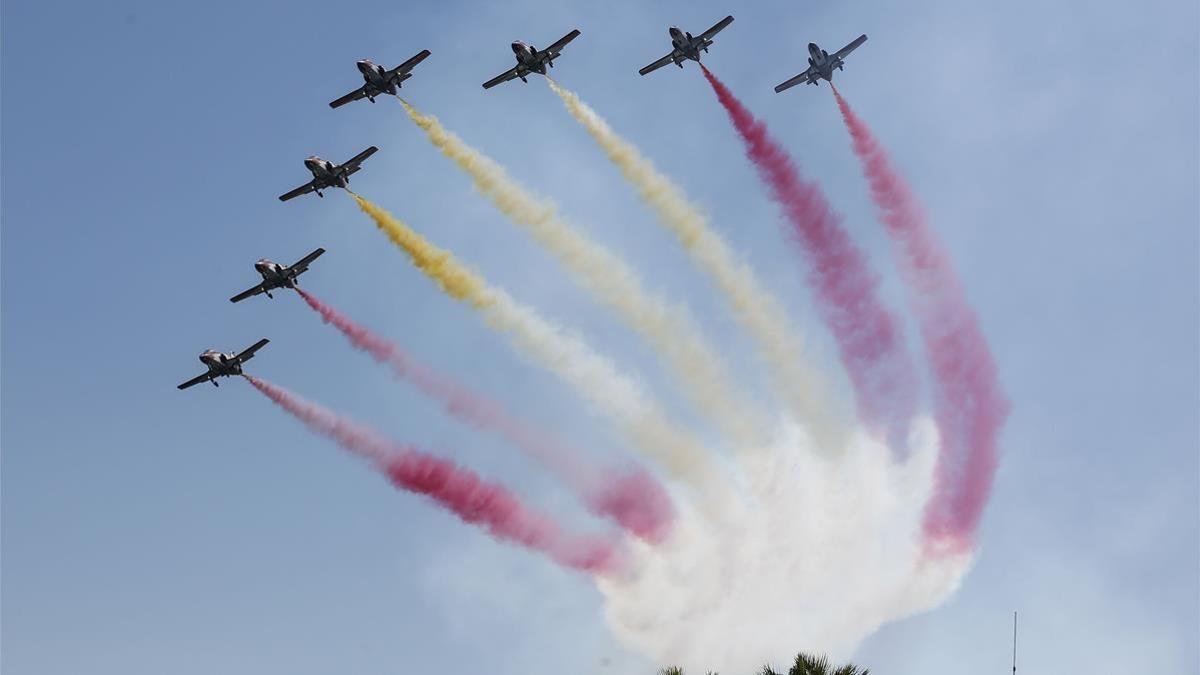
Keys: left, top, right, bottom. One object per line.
{"left": 659, "top": 651, "right": 868, "bottom": 675}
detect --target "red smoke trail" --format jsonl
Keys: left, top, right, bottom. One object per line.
{"left": 295, "top": 288, "right": 674, "bottom": 543}
{"left": 699, "top": 65, "right": 918, "bottom": 442}
{"left": 830, "top": 85, "right": 1009, "bottom": 554}
{"left": 243, "top": 374, "right": 628, "bottom": 574}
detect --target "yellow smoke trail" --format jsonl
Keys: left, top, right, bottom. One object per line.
{"left": 546, "top": 79, "right": 839, "bottom": 443}
{"left": 397, "top": 98, "right": 766, "bottom": 449}
{"left": 350, "top": 192, "right": 727, "bottom": 491}
{"left": 353, "top": 192, "right": 490, "bottom": 307}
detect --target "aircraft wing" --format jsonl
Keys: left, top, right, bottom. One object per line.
{"left": 288, "top": 247, "right": 326, "bottom": 274}
{"left": 482, "top": 65, "right": 522, "bottom": 89}
{"left": 279, "top": 180, "right": 318, "bottom": 201}
{"left": 389, "top": 49, "right": 431, "bottom": 77}
{"left": 341, "top": 146, "right": 378, "bottom": 176}
{"left": 834, "top": 34, "right": 868, "bottom": 60}
{"left": 543, "top": 29, "right": 581, "bottom": 56}
{"left": 698, "top": 15, "right": 734, "bottom": 41}
{"left": 234, "top": 338, "right": 270, "bottom": 364}
{"left": 230, "top": 282, "right": 268, "bottom": 304}
{"left": 774, "top": 66, "right": 819, "bottom": 92}
{"left": 177, "top": 371, "right": 215, "bottom": 390}
{"left": 638, "top": 52, "right": 677, "bottom": 76}
{"left": 329, "top": 86, "right": 369, "bottom": 109}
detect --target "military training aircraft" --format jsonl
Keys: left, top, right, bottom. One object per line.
{"left": 230, "top": 248, "right": 326, "bottom": 303}
{"left": 177, "top": 339, "right": 270, "bottom": 390}
{"left": 329, "top": 50, "right": 431, "bottom": 108}
{"left": 638, "top": 15, "right": 734, "bottom": 75}
{"left": 278, "top": 146, "right": 378, "bottom": 201}
{"left": 482, "top": 29, "right": 581, "bottom": 89}
{"left": 774, "top": 34, "right": 868, "bottom": 91}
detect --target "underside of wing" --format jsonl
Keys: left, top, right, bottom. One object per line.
{"left": 342, "top": 146, "right": 378, "bottom": 171}
{"left": 391, "top": 49, "right": 431, "bottom": 76}
{"left": 834, "top": 34, "right": 868, "bottom": 60}
{"left": 774, "top": 67, "right": 817, "bottom": 92}
{"left": 329, "top": 86, "right": 368, "bottom": 109}
{"left": 482, "top": 66, "right": 521, "bottom": 89}
{"left": 236, "top": 338, "right": 270, "bottom": 363}
{"left": 699, "top": 15, "right": 734, "bottom": 40}
{"left": 230, "top": 283, "right": 267, "bottom": 304}
{"left": 279, "top": 181, "right": 317, "bottom": 201}
{"left": 289, "top": 247, "right": 325, "bottom": 274}
{"left": 177, "top": 372, "right": 214, "bottom": 390}
{"left": 638, "top": 52, "right": 676, "bottom": 76}
{"left": 544, "top": 29, "right": 581, "bottom": 55}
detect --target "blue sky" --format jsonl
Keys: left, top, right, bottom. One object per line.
{"left": 3, "top": 0, "right": 1197, "bottom": 672}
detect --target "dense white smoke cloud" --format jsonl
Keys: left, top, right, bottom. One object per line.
{"left": 598, "top": 417, "right": 972, "bottom": 672}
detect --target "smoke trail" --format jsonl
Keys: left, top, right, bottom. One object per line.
{"left": 350, "top": 193, "right": 727, "bottom": 497}
{"left": 545, "top": 79, "right": 839, "bottom": 442}
{"left": 599, "top": 418, "right": 971, "bottom": 671}
{"left": 700, "top": 65, "right": 918, "bottom": 445}
{"left": 242, "top": 374, "right": 626, "bottom": 574}
{"left": 830, "top": 86, "right": 1009, "bottom": 553}
{"left": 294, "top": 287, "right": 674, "bottom": 542}
{"left": 397, "top": 97, "right": 766, "bottom": 448}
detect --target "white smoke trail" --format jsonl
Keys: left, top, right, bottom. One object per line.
{"left": 546, "top": 79, "right": 842, "bottom": 446}
{"left": 399, "top": 98, "right": 767, "bottom": 449}
{"left": 352, "top": 193, "right": 730, "bottom": 499}
{"left": 598, "top": 417, "right": 972, "bottom": 672}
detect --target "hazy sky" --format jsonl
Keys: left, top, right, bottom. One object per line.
{"left": 3, "top": 0, "right": 1197, "bottom": 672}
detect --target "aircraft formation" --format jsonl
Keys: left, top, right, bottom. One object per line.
{"left": 169, "top": 14, "right": 1012, "bottom": 660}
{"left": 177, "top": 15, "right": 869, "bottom": 389}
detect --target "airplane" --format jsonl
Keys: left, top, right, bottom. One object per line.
{"left": 230, "top": 248, "right": 325, "bottom": 303}
{"left": 177, "top": 339, "right": 269, "bottom": 390}
{"left": 278, "top": 146, "right": 377, "bottom": 201}
{"left": 329, "top": 49, "right": 431, "bottom": 108}
{"left": 638, "top": 15, "right": 734, "bottom": 75}
{"left": 774, "top": 34, "right": 868, "bottom": 92}
{"left": 482, "top": 29, "right": 581, "bottom": 89}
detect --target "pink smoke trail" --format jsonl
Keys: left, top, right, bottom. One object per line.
{"left": 295, "top": 288, "right": 674, "bottom": 543}
{"left": 700, "top": 65, "right": 918, "bottom": 443}
{"left": 830, "top": 85, "right": 1010, "bottom": 554}
{"left": 243, "top": 374, "right": 628, "bottom": 574}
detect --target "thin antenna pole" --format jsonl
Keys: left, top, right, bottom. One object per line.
{"left": 1012, "top": 611, "right": 1018, "bottom": 675}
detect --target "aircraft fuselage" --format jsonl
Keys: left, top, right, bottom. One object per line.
{"left": 356, "top": 60, "right": 406, "bottom": 100}
{"left": 303, "top": 156, "right": 348, "bottom": 194}
{"left": 198, "top": 350, "right": 242, "bottom": 381}
{"left": 806, "top": 42, "right": 842, "bottom": 82}
{"left": 510, "top": 41, "right": 553, "bottom": 80}
{"left": 668, "top": 26, "right": 709, "bottom": 64}
{"left": 254, "top": 259, "right": 297, "bottom": 295}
